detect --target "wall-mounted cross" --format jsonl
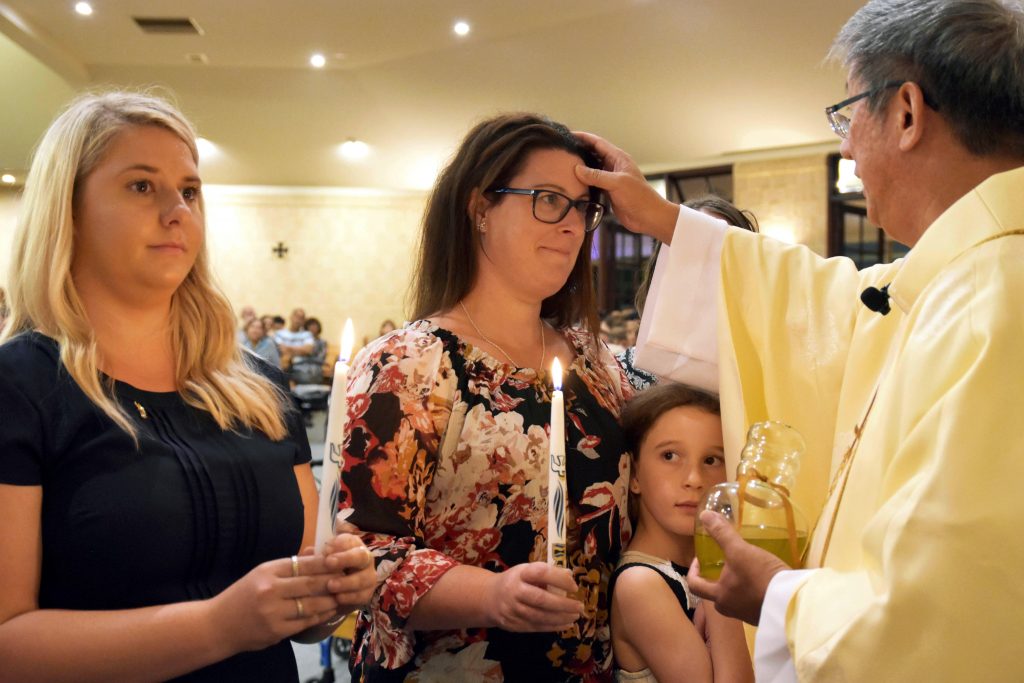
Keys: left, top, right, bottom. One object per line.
{"left": 272, "top": 241, "right": 289, "bottom": 259}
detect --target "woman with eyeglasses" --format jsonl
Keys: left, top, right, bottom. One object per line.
{"left": 340, "top": 113, "right": 633, "bottom": 680}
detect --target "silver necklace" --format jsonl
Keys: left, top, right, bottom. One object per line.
{"left": 459, "top": 301, "right": 546, "bottom": 369}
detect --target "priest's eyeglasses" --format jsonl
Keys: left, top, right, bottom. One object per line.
{"left": 493, "top": 188, "right": 606, "bottom": 232}
{"left": 825, "top": 80, "right": 938, "bottom": 139}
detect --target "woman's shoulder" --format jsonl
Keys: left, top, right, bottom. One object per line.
{"left": 563, "top": 326, "right": 598, "bottom": 352}
{"left": 356, "top": 321, "right": 455, "bottom": 360}
{"left": 0, "top": 331, "right": 61, "bottom": 389}
{"left": 0, "top": 333, "right": 71, "bottom": 435}
{"left": 563, "top": 325, "right": 634, "bottom": 406}
{"left": 564, "top": 326, "right": 622, "bottom": 369}
{"left": 350, "top": 320, "right": 458, "bottom": 379}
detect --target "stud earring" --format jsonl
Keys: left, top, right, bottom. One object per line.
{"left": 477, "top": 217, "right": 487, "bottom": 233}
{"left": 630, "top": 480, "right": 641, "bottom": 494}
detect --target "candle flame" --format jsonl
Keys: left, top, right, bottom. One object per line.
{"left": 552, "top": 357, "right": 562, "bottom": 391}
{"left": 340, "top": 318, "right": 355, "bottom": 363}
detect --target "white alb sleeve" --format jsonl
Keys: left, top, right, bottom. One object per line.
{"left": 754, "top": 569, "right": 816, "bottom": 683}
{"left": 634, "top": 205, "right": 728, "bottom": 392}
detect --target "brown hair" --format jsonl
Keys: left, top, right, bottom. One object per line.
{"left": 621, "top": 383, "right": 721, "bottom": 522}
{"left": 409, "top": 112, "right": 603, "bottom": 336}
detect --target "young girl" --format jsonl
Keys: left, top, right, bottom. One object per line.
{"left": 611, "top": 383, "right": 753, "bottom": 682}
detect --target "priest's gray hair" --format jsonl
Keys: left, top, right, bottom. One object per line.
{"left": 829, "top": 0, "right": 1024, "bottom": 157}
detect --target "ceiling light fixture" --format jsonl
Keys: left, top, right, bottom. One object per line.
{"left": 453, "top": 20, "right": 470, "bottom": 36}
{"left": 339, "top": 139, "right": 370, "bottom": 161}
{"left": 196, "top": 138, "right": 218, "bottom": 161}
{"left": 1, "top": 174, "right": 15, "bottom": 184}
{"left": 75, "top": 2, "right": 93, "bottom": 16}
{"left": 310, "top": 53, "right": 326, "bottom": 68}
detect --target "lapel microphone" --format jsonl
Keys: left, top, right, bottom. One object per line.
{"left": 860, "top": 284, "right": 892, "bottom": 315}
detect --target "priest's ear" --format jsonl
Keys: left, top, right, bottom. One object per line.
{"left": 894, "top": 81, "right": 930, "bottom": 153}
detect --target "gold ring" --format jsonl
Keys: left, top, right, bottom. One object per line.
{"left": 295, "top": 598, "right": 305, "bottom": 619}
{"left": 291, "top": 555, "right": 300, "bottom": 577}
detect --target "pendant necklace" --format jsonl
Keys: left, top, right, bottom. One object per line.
{"left": 459, "top": 301, "right": 546, "bottom": 370}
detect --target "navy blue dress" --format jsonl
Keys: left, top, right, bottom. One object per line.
{"left": 0, "top": 332, "right": 311, "bottom": 682}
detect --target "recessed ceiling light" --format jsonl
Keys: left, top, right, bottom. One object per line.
{"left": 74, "top": 2, "right": 93, "bottom": 16}
{"left": 453, "top": 21, "right": 470, "bottom": 36}
{"left": 310, "top": 53, "right": 326, "bottom": 68}
{"left": 196, "top": 138, "right": 218, "bottom": 161}
{"left": 1, "top": 174, "right": 15, "bottom": 184}
{"left": 339, "top": 139, "right": 370, "bottom": 161}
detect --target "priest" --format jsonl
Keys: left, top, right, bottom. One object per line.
{"left": 576, "top": 0, "right": 1024, "bottom": 679}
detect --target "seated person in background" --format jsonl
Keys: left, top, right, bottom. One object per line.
{"left": 623, "top": 319, "right": 640, "bottom": 349}
{"left": 605, "top": 323, "right": 628, "bottom": 355}
{"left": 361, "top": 318, "right": 399, "bottom": 348}
{"left": 301, "top": 317, "right": 328, "bottom": 382}
{"left": 276, "top": 308, "right": 320, "bottom": 384}
{"left": 241, "top": 317, "right": 281, "bottom": 368}
{"left": 612, "top": 383, "right": 753, "bottom": 683}
{"left": 0, "top": 90, "right": 375, "bottom": 682}
{"left": 619, "top": 195, "right": 758, "bottom": 392}
{"left": 236, "top": 305, "right": 256, "bottom": 343}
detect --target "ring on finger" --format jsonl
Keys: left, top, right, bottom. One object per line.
{"left": 294, "top": 598, "right": 305, "bottom": 618}
{"left": 291, "top": 555, "right": 300, "bottom": 577}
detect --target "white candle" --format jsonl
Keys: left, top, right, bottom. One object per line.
{"left": 547, "top": 357, "right": 567, "bottom": 567}
{"left": 315, "top": 318, "right": 355, "bottom": 551}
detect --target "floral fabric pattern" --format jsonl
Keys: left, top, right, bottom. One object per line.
{"left": 341, "top": 320, "right": 633, "bottom": 682}
{"left": 616, "top": 346, "right": 657, "bottom": 393}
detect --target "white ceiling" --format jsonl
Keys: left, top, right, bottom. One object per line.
{"left": 0, "top": 0, "right": 861, "bottom": 189}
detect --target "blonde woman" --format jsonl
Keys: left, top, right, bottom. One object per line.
{"left": 0, "top": 92, "right": 375, "bottom": 682}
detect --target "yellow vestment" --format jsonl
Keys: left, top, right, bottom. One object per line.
{"left": 640, "top": 166, "right": 1024, "bottom": 680}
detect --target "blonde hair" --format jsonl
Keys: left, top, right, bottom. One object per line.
{"left": 0, "top": 91, "right": 288, "bottom": 441}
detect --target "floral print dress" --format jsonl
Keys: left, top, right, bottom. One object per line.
{"left": 341, "top": 320, "right": 633, "bottom": 682}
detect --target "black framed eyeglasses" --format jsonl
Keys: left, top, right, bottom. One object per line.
{"left": 825, "top": 80, "right": 938, "bottom": 139}
{"left": 492, "top": 187, "right": 606, "bottom": 233}
{"left": 825, "top": 80, "right": 903, "bottom": 139}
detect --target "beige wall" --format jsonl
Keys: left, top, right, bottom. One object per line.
{"left": 203, "top": 186, "right": 426, "bottom": 351}
{"left": 733, "top": 153, "right": 829, "bottom": 256}
{"left": 0, "top": 187, "right": 20, "bottom": 293}
{"left": 0, "top": 184, "right": 427, "bottom": 350}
